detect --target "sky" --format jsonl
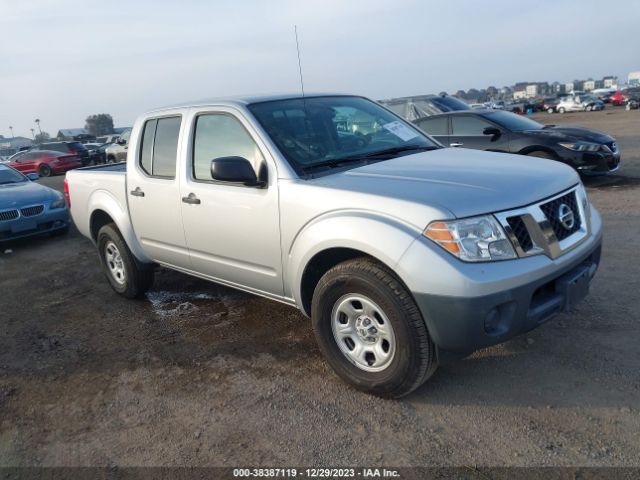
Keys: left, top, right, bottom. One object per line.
{"left": 1, "top": 0, "right": 639, "bottom": 138}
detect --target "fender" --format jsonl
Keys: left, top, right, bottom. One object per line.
{"left": 286, "top": 209, "right": 422, "bottom": 309}
{"left": 87, "top": 189, "right": 152, "bottom": 263}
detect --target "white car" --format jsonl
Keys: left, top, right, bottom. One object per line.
{"left": 557, "top": 95, "right": 604, "bottom": 113}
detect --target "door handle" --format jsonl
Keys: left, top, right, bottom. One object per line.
{"left": 450, "top": 143, "right": 464, "bottom": 147}
{"left": 182, "top": 193, "right": 201, "bottom": 205}
{"left": 130, "top": 187, "right": 145, "bottom": 197}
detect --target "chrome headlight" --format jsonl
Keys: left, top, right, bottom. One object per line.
{"left": 558, "top": 141, "right": 602, "bottom": 152}
{"left": 424, "top": 215, "right": 516, "bottom": 262}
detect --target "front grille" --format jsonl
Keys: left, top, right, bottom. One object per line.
{"left": 540, "top": 192, "right": 581, "bottom": 241}
{"left": 20, "top": 205, "right": 44, "bottom": 217}
{"left": 506, "top": 216, "right": 533, "bottom": 251}
{"left": 0, "top": 210, "right": 19, "bottom": 221}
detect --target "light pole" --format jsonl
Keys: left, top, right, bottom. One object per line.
{"left": 35, "top": 119, "right": 42, "bottom": 135}
{"left": 30, "top": 128, "right": 35, "bottom": 140}
{"left": 9, "top": 126, "right": 14, "bottom": 138}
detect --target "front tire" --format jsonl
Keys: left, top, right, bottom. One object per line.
{"left": 311, "top": 257, "right": 437, "bottom": 398}
{"left": 558, "top": 107, "right": 566, "bottom": 113}
{"left": 97, "top": 223, "right": 154, "bottom": 298}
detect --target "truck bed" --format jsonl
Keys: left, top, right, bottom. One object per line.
{"left": 65, "top": 163, "right": 128, "bottom": 241}
{"left": 77, "top": 162, "right": 127, "bottom": 173}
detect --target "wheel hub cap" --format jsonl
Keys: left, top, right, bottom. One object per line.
{"left": 331, "top": 294, "right": 396, "bottom": 372}
{"left": 104, "top": 241, "right": 126, "bottom": 285}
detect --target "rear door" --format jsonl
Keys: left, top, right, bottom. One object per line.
{"left": 127, "top": 113, "right": 191, "bottom": 268}
{"left": 413, "top": 116, "right": 449, "bottom": 145}
{"left": 449, "top": 114, "right": 510, "bottom": 152}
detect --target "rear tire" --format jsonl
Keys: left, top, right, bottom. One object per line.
{"left": 106, "top": 155, "right": 116, "bottom": 164}
{"left": 311, "top": 257, "right": 437, "bottom": 398}
{"left": 97, "top": 223, "right": 154, "bottom": 299}
{"left": 546, "top": 107, "right": 554, "bottom": 114}
{"left": 38, "top": 164, "right": 52, "bottom": 177}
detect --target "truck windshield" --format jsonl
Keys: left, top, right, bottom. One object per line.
{"left": 248, "top": 96, "right": 439, "bottom": 175}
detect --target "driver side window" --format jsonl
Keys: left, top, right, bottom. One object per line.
{"left": 192, "top": 114, "right": 264, "bottom": 182}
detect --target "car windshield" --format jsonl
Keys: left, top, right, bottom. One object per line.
{"left": 0, "top": 167, "right": 27, "bottom": 185}
{"left": 427, "top": 96, "right": 471, "bottom": 112}
{"left": 485, "top": 111, "right": 544, "bottom": 131}
{"left": 248, "top": 96, "right": 439, "bottom": 174}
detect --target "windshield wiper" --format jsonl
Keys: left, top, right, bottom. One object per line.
{"left": 301, "top": 157, "right": 371, "bottom": 173}
{"left": 356, "top": 145, "right": 438, "bottom": 159}
{"left": 301, "top": 145, "right": 438, "bottom": 174}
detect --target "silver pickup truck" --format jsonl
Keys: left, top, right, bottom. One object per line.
{"left": 65, "top": 94, "right": 602, "bottom": 397}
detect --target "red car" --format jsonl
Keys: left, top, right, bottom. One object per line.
{"left": 8, "top": 150, "right": 83, "bottom": 177}
{"left": 610, "top": 88, "right": 640, "bottom": 106}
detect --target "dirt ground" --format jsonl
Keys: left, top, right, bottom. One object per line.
{"left": 1, "top": 108, "right": 639, "bottom": 468}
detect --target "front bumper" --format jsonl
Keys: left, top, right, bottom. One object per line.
{"left": 561, "top": 149, "right": 621, "bottom": 175}
{"left": 396, "top": 206, "right": 603, "bottom": 356}
{"left": 413, "top": 239, "right": 600, "bottom": 356}
{"left": 0, "top": 207, "right": 69, "bottom": 242}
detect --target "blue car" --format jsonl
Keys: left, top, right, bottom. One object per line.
{"left": 0, "top": 164, "right": 70, "bottom": 242}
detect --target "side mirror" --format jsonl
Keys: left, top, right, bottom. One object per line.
{"left": 26, "top": 173, "right": 40, "bottom": 181}
{"left": 210, "top": 157, "right": 266, "bottom": 188}
{"left": 116, "top": 138, "right": 126, "bottom": 145}
{"left": 483, "top": 126, "right": 502, "bottom": 137}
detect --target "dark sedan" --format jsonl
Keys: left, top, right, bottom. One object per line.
{"left": 413, "top": 110, "right": 620, "bottom": 175}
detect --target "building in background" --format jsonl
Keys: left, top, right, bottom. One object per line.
{"left": 629, "top": 71, "right": 640, "bottom": 87}
{"left": 56, "top": 128, "right": 95, "bottom": 142}
{"left": 0, "top": 137, "right": 33, "bottom": 157}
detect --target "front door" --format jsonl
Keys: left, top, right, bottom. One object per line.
{"left": 127, "top": 114, "right": 191, "bottom": 268}
{"left": 449, "top": 114, "right": 510, "bottom": 152}
{"left": 180, "top": 109, "right": 283, "bottom": 296}
{"left": 12, "top": 152, "right": 37, "bottom": 173}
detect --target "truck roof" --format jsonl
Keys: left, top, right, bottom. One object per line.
{"left": 149, "top": 92, "right": 354, "bottom": 114}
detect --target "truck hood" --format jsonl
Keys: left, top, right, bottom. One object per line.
{"left": 0, "top": 181, "right": 58, "bottom": 207}
{"left": 523, "top": 125, "right": 614, "bottom": 143}
{"left": 311, "top": 148, "right": 580, "bottom": 218}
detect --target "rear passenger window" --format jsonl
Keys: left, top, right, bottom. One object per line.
{"left": 139, "top": 119, "right": 156, "bottom": 175}
{"left": 415, "top": 116, "right": 448, "bottom": 136}
{"left": 138, "top": 116, "right": 181, "bottom": 178}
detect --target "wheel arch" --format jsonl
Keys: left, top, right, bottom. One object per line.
{"left": 87, "top": 190, "right": 151, "bottom": 263}
{"left": 289, "top": 212, "right": 421, "bottom": 316}
{"left": 517, "top": 145, "right": 560, "bottom": 159}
